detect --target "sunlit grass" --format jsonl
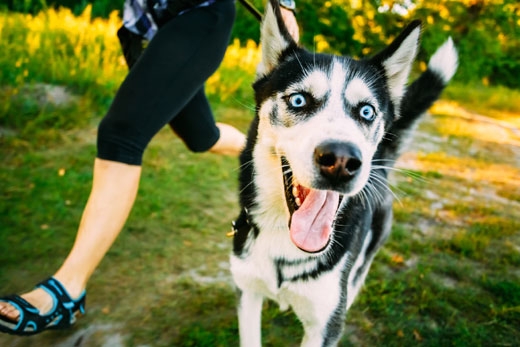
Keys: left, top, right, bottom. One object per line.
{"left": 443, "top": 82, "right": 520, "bottom": 116}
{"left": 431, "top": 100, "right": 520, "bottom": 140}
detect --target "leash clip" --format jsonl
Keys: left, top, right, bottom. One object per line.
{"left": 226, "top": 207, "right": 251, "bottom": 237}
{"left": 226, "top": 221, "right": 238, "bottom": 237}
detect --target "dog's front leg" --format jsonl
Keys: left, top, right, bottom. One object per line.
{"left": 298, "top": 314, "right": 344, "bottom": 347}
{"left": 237, "top": 290, "right": 264, "bottom": 347}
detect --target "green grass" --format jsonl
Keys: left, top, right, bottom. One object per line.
{"left": 444, "top": 82, "right": 520, "bottom": 115}
{"left": 1, "top": 9, "right": 520, "bottom": 347}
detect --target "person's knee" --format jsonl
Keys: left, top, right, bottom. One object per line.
{"left": 180, "top": 132, "right": 220, "bottom": 153}
{"left": 97, "top": 115, "right": 147, "bottom": 165}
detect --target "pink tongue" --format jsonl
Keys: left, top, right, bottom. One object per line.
{"left": 289, "top": 189, "right": 339, "bottom": 252}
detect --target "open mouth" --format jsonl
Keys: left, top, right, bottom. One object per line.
{"left": 282, "top": 157, "right": 341, "bottom": 253}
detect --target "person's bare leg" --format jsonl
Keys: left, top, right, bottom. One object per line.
{"left": 0, "top": 158, "right": 141, "bottom": 320}
{"left": 0, "top": 124, "right": 244, "bottom": 322}
{"left": 210, "top": 123, "right": 246, "bottom": 156}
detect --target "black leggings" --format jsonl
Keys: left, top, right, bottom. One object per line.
{"left": 97, "top": 0, "right": 236, "bottom": 165}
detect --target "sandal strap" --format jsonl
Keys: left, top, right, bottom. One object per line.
{"left": 2, "top": 294, "right": 39, "bottom": 314}
{"left": 0, "top": 277, "right": 86, "bottom": 336}
{"left": 0, "top": 293, "right": 58, "bottom": 335}
{"left": 36, "top": 277, "right": 86, "bottom": 329}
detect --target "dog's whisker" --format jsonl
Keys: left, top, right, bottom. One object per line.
{"left": 363, "top": 183, "right": 384, "bottom": 208}
{"left": 238, "top": 158, "right": 300, "bottom": 195}
{"left": 236, "top": 159, "right": 254, "bottom": 172}
{"left": 371, "top": 158, "right": 396, "bottom": 164}
{"left": 368, "top": 173, "right": 402, "bottom": 205}
{"left": 371, "top": 164, "right": 429, "bottom": 181}
{"left": 358, "top": 190, "right": 367, "bottom": 209}
{"left": 293, "top": 51, "right": 307, "bottom": 76}
{"left": 239, "top": 180, "right": 256, "bottom": 195}
{"left": 382, "top": 132, "right": 398, "bottom": 141}
{"left": 358, "top": 189, "right": 372, "bottom": 212}
{"left": 229, "top": 97, "right": 257, "bottom": 112}
{"left": 364, "top": 176, "right": 387, "bottom": 203}
{"left": 377, "top": 166, "right": 430, "bottom": 184}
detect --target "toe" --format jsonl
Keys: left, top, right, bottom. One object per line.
{"left": 0, "top": 303, "right": 20, "bottom": 322}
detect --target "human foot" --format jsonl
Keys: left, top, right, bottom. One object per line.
{"left": 0, "top": 288, "right": 54, "bottom": 322}
{"left": 0, "top": 278, "right": 86, "bottom": 335}
{"left": 210, "top": 123, "right": 246, "bottom": 156}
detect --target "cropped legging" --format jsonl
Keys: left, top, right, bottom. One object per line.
{"left": 97, "top": 0, "right": 236, "bottom": 165}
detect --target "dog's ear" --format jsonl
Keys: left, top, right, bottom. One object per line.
{"left": 371, "top": 20, "right": 421, "bottom": 110}
{"left": 257, "top": 0, "right": 298, "bottom": 76}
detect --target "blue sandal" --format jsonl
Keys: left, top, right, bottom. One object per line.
{"left": 0, "top": 277, "right": 86, "bottom": 336}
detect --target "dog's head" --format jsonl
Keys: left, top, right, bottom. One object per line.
{"left": 251, "top": 0, "right": 421, "bottom": 253}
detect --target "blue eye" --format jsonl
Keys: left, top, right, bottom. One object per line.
{"left": 359, "top": 104, "right": 376, "bottom": 121}
{"left": 288, "top": 93, "right": 307, "bottom": 108}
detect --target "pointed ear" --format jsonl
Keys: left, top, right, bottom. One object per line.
{"left": 257, "top": 0, "right": 298, "bottom": 76}
{"left": 372, "top": 20, "right": 421, "bottom": 107}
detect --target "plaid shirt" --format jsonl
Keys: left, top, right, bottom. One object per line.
{"left": 123, "top": 0, "right": 216, "bottom": 40}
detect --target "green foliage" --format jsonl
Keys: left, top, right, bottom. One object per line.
{"left": 0, "top": 0, "right": 123, "bottom": 17}
{"left": 235, "top": 0, "right": 520, "bottom": 88}
{"left": 2, "top": 0, "right": 519, "bottom": 87}
{"left": 233, "top": 0, "right": 263, "bottom": 43}
{"left": 444, "top": 82, "right": 520, "bottom": 114}
{"left": 416, "top": 0, "right": 520, "bottom": 88}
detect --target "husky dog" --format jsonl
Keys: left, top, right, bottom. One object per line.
{"left": 230, "top": 0, "right": 458, "bottom": 345}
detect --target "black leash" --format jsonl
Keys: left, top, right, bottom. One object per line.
{"left": 238, "top": 0, "right": 262, "bottom": 22}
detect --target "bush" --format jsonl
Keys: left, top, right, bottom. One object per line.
{"left": 1, "top": 0, "right": 519, "bottom": 88}
{"left": 0, "top": 7, "right": 259, "bottom": 140}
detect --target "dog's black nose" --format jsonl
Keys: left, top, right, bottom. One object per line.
{"left": 314, "top": 142, "right": 362, "bottom": 182}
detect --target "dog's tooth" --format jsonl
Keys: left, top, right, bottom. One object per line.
{"left": 295, "top": 197, "right": 302, "bottom": 207}
{"left": 292, "top": 186, "right": 299, "bottom": 197}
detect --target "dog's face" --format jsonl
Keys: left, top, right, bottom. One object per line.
{"left": 251, "top": 1, "right": 420, "bottom": 253}
{"left": 256, "top": 54, "right": 391, "bottom": 195}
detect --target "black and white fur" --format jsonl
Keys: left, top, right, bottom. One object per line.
{"left": 230, "top": 1, "right": 458, "bottom": 346}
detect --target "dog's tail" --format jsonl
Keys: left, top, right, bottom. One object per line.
{"left": 379, "top": 37, "right": 458, "bottom": 161}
